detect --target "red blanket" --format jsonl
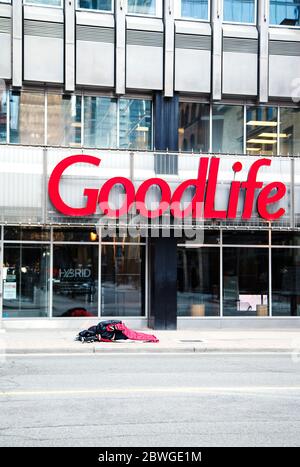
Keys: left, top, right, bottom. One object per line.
{"left": 110, "top": 323, "right": 159, "bottom": 343}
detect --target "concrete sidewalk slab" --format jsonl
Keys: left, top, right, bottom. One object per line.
{"left": 1, "top": 328, "right": 300, "bottom": 354}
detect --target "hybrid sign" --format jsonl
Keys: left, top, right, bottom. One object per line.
{"left": 48, "top": 155, "right": 287, "bottom": 221}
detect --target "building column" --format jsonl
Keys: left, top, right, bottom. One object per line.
{"left": 148, "top": 93, "right": 180, "bottom": 330}
{"left": 12, "top": 0, "right": 22, "bottom": 88}
{"left": 258, "top": 0, "right": 269, "bottom": 103}
{"left": 148, "top": 235, "right": 178, "bottom": 330}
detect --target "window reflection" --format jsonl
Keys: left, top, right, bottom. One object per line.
{"left": 246, "top": 106, "right": 278, "bottom": 156}
{"left": 180, "top": 0, "right": 209, "bottom": 20}
{"left": 84, "top": 96, "right": 117, "bottom": 148}
{"left": 177, "top": 247, "right": 220, "bottom": 316}
{"left": 127, "top": 0, "right": 156, "bottom": 15}
{"left": 280, "top": 107, "right": 300, "bottom": 156}
{"left": 24, "top": 0, "right": 62, "bottom": 6}
{"left": 272, "top": 249, "right": 300, "bottom": 316}
{"left": 47, "top": 94, "right": 81, "bottom": 147}
{"left": 77, "top": 0, "right": 112, "bottom": 11}
{"left": 119, "top": 99, "right": 152, "bottom": 150}
{"left": 0, "top": 87, "right": 7, "bottom": 143}
{"left": 270, "top": 0, "right": 300, "bottom": 26}
{"left": 223, "top": 0, "right": 255, "bottom": 23}
{"left": 10, "top": 91, "right": 45, "bottom": 145}
{"left": 179, "top": 102, "right": 209, "bottom": 152}
{"left": 52, "top": 245, "right": 98, "bottom": 317}
{"left": 101, "top": 244, "right": 145, "bottom": 316}
{"left": 212, "top": 105, "right": 243, "bottom": 153}
{"left": 223, "top": 247, "right": 269, "bottom": 316}
{"left": 3, "top": 244, "right": 50, "bottom": 318}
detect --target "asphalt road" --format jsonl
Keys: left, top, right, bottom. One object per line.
{"left": 0, "top": 352, "right": 300, "bottom": 447}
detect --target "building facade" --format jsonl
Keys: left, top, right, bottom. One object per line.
{"left": 0, "top": 0, "right": 300, "bottom": 329}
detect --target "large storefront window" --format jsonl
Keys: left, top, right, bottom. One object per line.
{"left": 179, "top": 102, "right": 210, "bottom": 152}
{"left": 270, "top": 0, "right": 300, "bottom": 26}
{"left": 101, "top": 243, "right": 145, "bottom": 316}
{"left": 272, "top": 248, "right": 300, "bottom": 316}
{"left": 177, "top": 247, "right": 220, "bottom": 316}
{"left": 119, "top": 99, "right": 152, "bottom": 150}
{"left": 52, "top": 245, "right": 98, "bottom": 317}
{"left": 179, "top": 0, "right": 209, "bottom": 20}
{"left": 0, "top": 87, "right": 7, "bottom": 143}
{"left": 47, "top": 94, "right": 81, "bottom": 147}
{"left": 223, "top": 247, "right": 269, "bottom": 316}
{"left": 246, "top": 106, "right": 278, "bottom": 156}
{"left": 212, "top": 105, "right": 243, "bottom": 153}
{"left": 223, "top": 0, "right": 256, "bottom": 23}
{"left": 279, "top": 107, "right": 300, "bottom": 156}
{"left": 77, "top": 1, "right": 112, "bottom": 11}
{"left": 10, "top": 91, "right": 45, "bottom": 145}
{"left": 84, "top": 96, "right": 117, "bottom": 148}
{"left": 127, "top": 0, "right": 156, "bottom": 15}
{"left": 3, "top": 244, "right": 50, "bottom": 318}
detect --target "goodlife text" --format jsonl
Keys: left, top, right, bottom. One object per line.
{"left": 48, "top": 155, "right": 286, "bottom": 222}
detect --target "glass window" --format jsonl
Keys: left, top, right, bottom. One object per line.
{"left": 246, "top": 106, "right": 278, "bottom": 156}
{"left": 3, "top": 244, "right": 50, "bottom": 318}
{"left": 84, "top": 96, "right": 117, "bottom": 148}
{"left": 77, "top": 0, "right": 112, "bottom": 11}
{"left": 270, "top": 0, "right": 300, "bottom": 26}
{"left": 10, "top": 91, "right": 45, "bottom": 145}
{"left": 212, "top": 105, "right": 243, "bottom": 153}
{"left": 53, "top": 228, "right": 98, "bottom": 242}
{"left": 52, "top": 245, "right": 98, "bottom": 317}
{"left": 223, "top": 247, "right": 269, "bottom": 316}
{"left": 179, "top": 0, "right": 209, "bottom": 19}
{"left": 272, "top": 232, "right": 300, "bottom": 246}
{"left": 179, "top": 102, "right": 210, "bottom": 152}
{"left": 177, "top": 247, "right": 220, "bottom": 316}
{"left": 119, "top": 99, "right": 152, "bottom": 150}
{"left": 0, "top": 87, "right": 7, "bottom": 143}
{"left": 223, "top": 0, "right": 255, "bottom": 23}
{"left": 272, "top": 248, "right": 300, "bottom": 316}
{"left": 222, "top": 230, "right": 268, "bottom": 245}
{"left": 47, "top": 94, "right": 81, "bottom": 147}
{"left": 24, "top": 1, "right": 62, "bottom": 6}
{"left": 4, "top": 227, "right": 51, "bottom": 241}
{"left": 279, "top": 107, "right": 300, "bottom": 156}
{"left": 127, "top": 0, "right": 156, "bottom": 15}
{"left": 101, "top": 244, "right": 145, "bottom": 316}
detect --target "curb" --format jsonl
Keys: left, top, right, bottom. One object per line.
{"left": 1, "top": 346, "right": 295, "bottom": 355}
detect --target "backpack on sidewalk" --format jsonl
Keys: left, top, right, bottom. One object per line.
{"left": 75, "top": 320, "right": 159, "bottom": 343}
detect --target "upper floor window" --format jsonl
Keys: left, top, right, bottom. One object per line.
{"left": 127, "top": 0, "right": 157, "bottom": 16}
{"left": 270, "top": 0, "right": 300, "bottom": 26}
{"left": 223, "top": 0, "right": 256, "bottom": 24}
{"left": 77, "top": 0, "right": 112, "bottom": 11}
{"left": 24, "top": 0, "right": 63, "bottom": 6}
{"left": 246, "top": 106, "right": 278, "bottom": 156}
{"left": 177, "top": 0, "right": 209, "bottom": 20}
{"left": 178, "top": 102, "right": 210, "bottom": 152}
{"left": 10, "top": 91, "right": 45, "bottom": 146}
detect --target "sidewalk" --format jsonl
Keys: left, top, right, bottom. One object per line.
{"left": 1, "top": 328, "right": 300, "bottom": 354}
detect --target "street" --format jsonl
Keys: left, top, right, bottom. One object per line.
{"left": 0, "top": 353, "right": 300, "bottom": 447}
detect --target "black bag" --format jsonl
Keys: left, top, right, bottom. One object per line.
{"left": 76, "top": 320, "right": 128, "bottom": 343}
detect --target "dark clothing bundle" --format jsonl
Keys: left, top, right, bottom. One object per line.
{"left": 76, "top": 320, "right": 159, "bottom": 343}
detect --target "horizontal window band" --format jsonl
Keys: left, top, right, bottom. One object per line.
{"left": 223, "top": 37, "right": 258, "bottom": 54}
{"left": 175, "top": 34, "right": 211, "bottom": 51}
{"left": 127, "top": 30, "right": 163, "bottom": 48}
{"left": 269, "top": 40, "right": 300, "bottom": 57}
{"left": 0, "top": 17, "right": 10, "bottom": 34}
{"left": 24, "top": 20, "right": 64, "bottom": 39}
{"left": 76, "top": 25, "right": 114, "bottom": 44}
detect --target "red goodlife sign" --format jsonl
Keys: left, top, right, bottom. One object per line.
{"left": 48, "top": 155, "right": 286, "bottom": 221}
